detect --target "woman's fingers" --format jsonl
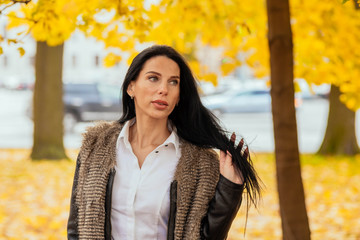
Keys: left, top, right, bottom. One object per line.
{"left": 220, "top": 150, "right": 226, "bottom": 162}
{"left": 230, "top": 133, "right": 245, "bottom": 152}
{"left": 220, "top": 150, "right": 232, "bottom": 169}
{"left": 237, "top": 138, "right": 244, "bottom": 151}
{"left": 219, "top": 150, "right": 226, "bottom": 171}
{"left": 230, "top": 133, "right": 248, "bottom": 160}
{"left": 225, "top": 150, "right": 232, "bottom": 165}
{"left": 221, "top": 150, "right": 243, "bottom": 185}
{"left": 230, "top": 132, "right": 236, "bottom": 146}
{"left": 222, "top": 133, "right": 247, "bottom": 184}
{"left": 243, "top": 147, "right": 249, "bottom": 160}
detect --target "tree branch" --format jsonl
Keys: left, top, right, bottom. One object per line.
{"left": 0, "top": 2, "right": 16, "bottom": 14}
{"left": 6, "top": 13, "right": 37, "bottom": 23}
{"left": 12, "top": 0, "right": 31, "bottom": 3}
{"left": 0, "top": 0, "right": 32, "bottom": 15}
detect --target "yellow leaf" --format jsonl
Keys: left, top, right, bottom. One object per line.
{"left": 127, "top": 51, "right": 139, "bottom": 66}
{"left": 49, "top": 220, "right": 62, "bottom": 230}
{"left": 188, "top": 61, "right": 201, "bottom": 77}
{"left": 7, "top": 39, "right": 17, "bottom": 44}
{"left": 103, "top": 53, "right": 122, "bottom": 67}
{"left": 201, "top": 73, "right": 218, "bottom": 86}
{"left": 0, "top": 47, "right": 3, "bottom": 55}
{"left": 17, "top": 47, "right": 25, "bottom": 56}
{"left": 221, "top": 62, "right": 237, "bottom": 76}
{"left": 266, "top": 79, "right": 271, "bottom": 88}
{"left": 294, "top": 81, "right": 301, "bottom": 93}
{"left": 17, "top": 30, "right": 28, "bottom": 36}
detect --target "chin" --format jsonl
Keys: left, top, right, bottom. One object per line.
{"left": 146, "top": 111, "right": 171, "bottom": 120}
{"left": 137, "top": 105, "right": 175, "bottom": 120}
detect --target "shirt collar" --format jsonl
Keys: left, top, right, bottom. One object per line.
{"left": 163, "top": 125, "right": 181, "bottom": 158}
{"left": 116, "top": 118, "right": 135, "bottom": 151}
{"left": 116, "top": 118, "right": 181, "bottom": 158}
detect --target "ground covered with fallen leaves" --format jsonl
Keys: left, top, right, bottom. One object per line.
{"left": 0, "top": 149, "right": 359, "bottom": 239}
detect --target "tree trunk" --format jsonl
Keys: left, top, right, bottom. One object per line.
{"left": 31, "top": 41, "right": 67, "bottom": 160}
{"left": 317, "top": 85, "right": 359, "bottom": 155}
{"left": 266, "top": 0, "right": 311, "bottom": 239}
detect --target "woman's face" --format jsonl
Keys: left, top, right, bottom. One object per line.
{"left": 127, "top": 55, "right": 180, "bottom": 121}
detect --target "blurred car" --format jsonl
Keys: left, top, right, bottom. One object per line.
{"left": 27, "top": 82, "right": 123, "bottom": 132}
{"left": 3, "top": 76, "right": 34, "bottom": 90}
{"left": 295, "top": 78, "right": 330, "bottom": 99}
{"left": 201, "top": 88, "right": 302, "bottom": 114}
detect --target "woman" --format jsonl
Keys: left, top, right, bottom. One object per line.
{"left": 67, "top": 45, "right": 261, "bottom": 240}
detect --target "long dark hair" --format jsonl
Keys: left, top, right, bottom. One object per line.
{"left": 119, "top": 45, "right": 261, "bottom": 207}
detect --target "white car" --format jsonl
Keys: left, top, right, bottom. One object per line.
{"left": 202, "top": 89, "right": 302, "bottom": 114}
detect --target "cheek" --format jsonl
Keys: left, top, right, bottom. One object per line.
{"left": 143, "top": 86, "right": 157, "bottom": 97}
{"left": 175, "top": 89, "right": 180, "bottom": 102}
{"left": 135, "top": 85, "right": 154, "bottom": 102}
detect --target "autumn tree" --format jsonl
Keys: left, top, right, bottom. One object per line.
{"left": 266, "top": 0, "right": 311, "bottom": 239}
{"left": 1, "top": 0, "right": 151, "bottom": 159}
{"left": 245, "top": 0, "right": 360, "bottom": 155}
{"left": 3, "top": 0, "right": 77, "bottom": 159}
{"left": 318, "top": 0, "right": 360, "bottom": 155}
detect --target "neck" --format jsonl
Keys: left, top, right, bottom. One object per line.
{"left": 129, "top": 116, "right": 170, "bottom": 148}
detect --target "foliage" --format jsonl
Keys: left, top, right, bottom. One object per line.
{"left": 293, "top": 0, "right": 360, "bottom": 111}
{"left": 0, "top": 0, "right": 264, "bottom": 84}
{"left": 232, "top": 153, "right": 360, "bottom": 239}
{"left": 1, "top": 0, "right": 360, "bottom": 108}
{"left": 240, "top": 0, "right": 360, "bottom": 111}
{"left": 343, "top": 0, "right": 360, "bottom": 4}
{"left": 0, "top": 149, "right": 77, "bottom": 239}
{"left": 142, "top": 0, "right": 266, "bottom": 84}
{"left": 0, "top": 149, "right": 359, "bottom": 239}
{"left": 0, "top": 0, "right": 150, "bottom": 59}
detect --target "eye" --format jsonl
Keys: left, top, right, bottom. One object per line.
{"left": 148, "top": 76, "right": 158, "bottom": 82}
{"left": 169, "top": 79, "right": 179, "bottom": 85}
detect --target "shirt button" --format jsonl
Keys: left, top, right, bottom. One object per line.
{"left": 155, "top": 151, "right": 159, "bottom": 153}
{"left": 165, "top": 145, "right": 168, "bottom": 147}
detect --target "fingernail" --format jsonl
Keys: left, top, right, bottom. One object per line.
{"left": 231, "top": 132, "right": 236, "bottom": 142}
{"left": 238, "top": 138, "right": 244, "bottom": 148}
{"left": 226, "top": 150, "right": 232, "bottom": 157}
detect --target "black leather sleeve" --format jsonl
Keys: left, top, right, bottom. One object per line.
{"left": 67, "top": 155, "right": 81, "bottom": 240}
{"left": 201, "top": 174, "right": 244, "bottom": 240}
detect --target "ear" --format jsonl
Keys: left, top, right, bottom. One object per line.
{"left": 127, "top": 81, "right": 135, "bottom": 97}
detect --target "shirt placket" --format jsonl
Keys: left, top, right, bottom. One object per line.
{"left": 127, "top": 161, "right": 141, "bottom": 239}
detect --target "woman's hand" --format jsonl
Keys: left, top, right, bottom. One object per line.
{"left": 219, "top": 133, "right": 247, "bottom": 185}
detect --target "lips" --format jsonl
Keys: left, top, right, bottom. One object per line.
{"left": 152, "top": 100, "right": 168, "bottom": 106}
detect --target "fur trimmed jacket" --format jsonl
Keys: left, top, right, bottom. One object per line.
{"left": 67, "top": 121, "right": 244, "bottom": 240}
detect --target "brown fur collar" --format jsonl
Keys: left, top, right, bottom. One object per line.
{"left": 75, "top": 121, "right": 220, "bottom": 240}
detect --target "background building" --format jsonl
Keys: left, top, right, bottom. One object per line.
{"left": 0, "top": 18, "right": 129, "bottom": 89}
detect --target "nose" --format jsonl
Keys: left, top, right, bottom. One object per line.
{"left": 158, "top": 82, "right": 168, "bottom": 95}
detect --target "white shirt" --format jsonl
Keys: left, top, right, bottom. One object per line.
{"left": 111, "top": 119, "right": 181, "bottom": 240}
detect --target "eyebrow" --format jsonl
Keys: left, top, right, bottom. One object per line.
{"left": 145, "top": 71, "right": 180, "bottom": 79}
